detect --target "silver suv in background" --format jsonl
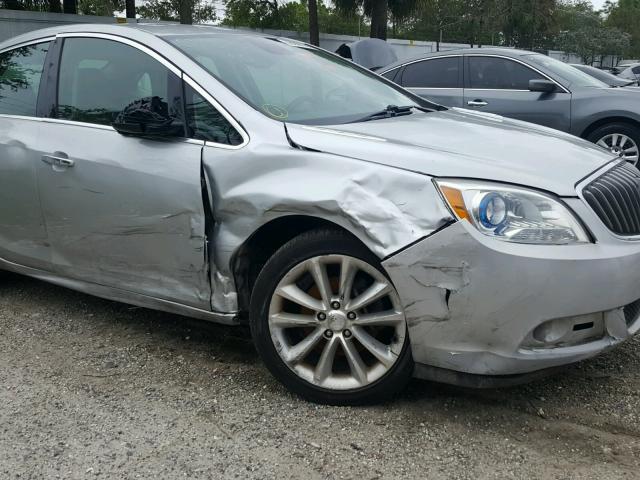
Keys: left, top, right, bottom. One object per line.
{"left": 2, "top": 26, "right": 640, "bottom": 404}
{"left": 381, "top": 48, "right": 640, "bottom": 165}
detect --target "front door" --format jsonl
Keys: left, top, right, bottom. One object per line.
{"left": 463, "top": 55, "right": 571, "bottom": 132}
{"left": 35, "top": 36, "right": 211, "bottom": 309}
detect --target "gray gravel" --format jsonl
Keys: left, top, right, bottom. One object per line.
{"left": 1, "top": 272, "right": 639, "bottom": 479}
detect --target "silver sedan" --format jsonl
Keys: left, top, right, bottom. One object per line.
{"left": 1, "top": 24, "right": 640, "bottom": 404}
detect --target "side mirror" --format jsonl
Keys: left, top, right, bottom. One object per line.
{"left": 529, "top": 79, "right": 557, "bottom": 93}
{"left": 112, "top": 96, "right": 184, "bottom": 138}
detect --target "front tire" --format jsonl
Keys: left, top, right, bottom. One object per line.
{"left": 250, "top": 229, "right": 413, "bottom": 405}
{"left": 587, "top": 122, "right": 640, "bottom": 167}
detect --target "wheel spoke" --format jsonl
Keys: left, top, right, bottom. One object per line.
{"left": 352, "top": 326, "right": 396, "bottom": 368}
{"left": 284, "top": 327, "right": 324, "bottom": 364}
{"left": 612, "top": 134, "right": 619, "bottom": 148}
{"left": 276, "top": 284, "right": 323, "bottom": 312}
{"left": 338, "top": 257, "right": 356, "bottom": 303}
{"left": 352, "top": 310, "right": 404, "bottom": 326}
{"left": 270, "top": 312, "right": 318, "bottom": 328}
{"left": 308, "top": 257, "right": 332, "bottom": 309}
{"left": 314, "top": 336, "right": 339, "bottom": 383}
{"left": 346, "top": 281, "right": 390, "bottom": 312}
{"left": 597, "top": 139, "right": 609, "bottom": 148}
{"left": 619, "top": 135, "right": 630, "bottom": 148}
{"left": 341, "top": 337, "right": 368, "bottom": 385}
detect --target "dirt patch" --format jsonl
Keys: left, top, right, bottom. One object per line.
{"left": 1, "top": 273, "right": 639, "bottom": 479}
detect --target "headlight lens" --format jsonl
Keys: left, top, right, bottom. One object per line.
{"left": 435, "top": 179, "right": 590, "bottom": 244}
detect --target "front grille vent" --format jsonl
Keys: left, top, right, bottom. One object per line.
{"left": 582, "top": 162, "right": 640, "bottom": 236}
{"left": 624, "top": 298, "right": 640, "bottom": 327}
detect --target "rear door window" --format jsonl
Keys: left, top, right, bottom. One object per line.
{"left": 401, "top": 57, "right": 461, "bottom": 88}
{"left": 0, "top": 42, "right": 50, "bottom": 116}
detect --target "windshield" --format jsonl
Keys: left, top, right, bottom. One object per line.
{"left": 165, "top": 34, "right": 428, "bottom": 125}
{"left": 525, "top": 54, "right": 608, "bottom": 88}
{"left": 573, "top": 65, "right": 630, "bottom": 86}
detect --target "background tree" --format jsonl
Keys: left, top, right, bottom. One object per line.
{"left": 137, "top": 0, "right": 216, "bottom": 23}
{"left": 63, "top": 0, "right": 77, "bottom": 13}
{"left": 308, "top": 0, "right": 319, "bottom": 44}
{"left": 606, "top": 0, "right": 640, "bottom": 58}
{"left": 125, "top": 0, "right": 135, "bottom": 18}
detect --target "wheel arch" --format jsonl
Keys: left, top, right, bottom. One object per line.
{"left": 581, "top": 116, "right": 640, "bottom": 140}
{"left": 230, "top": 215, "right": 372, "bottom": 322}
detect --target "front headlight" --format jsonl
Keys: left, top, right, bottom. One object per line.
{"left": 435, "top": 179, "right": 590, "bottom": 244}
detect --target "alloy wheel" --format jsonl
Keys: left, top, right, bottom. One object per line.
{"left": 268, "top": 255, "right": 406, "bottom": 391}
{"left": 597, "top": 133, "right": 639, "bottom": 165}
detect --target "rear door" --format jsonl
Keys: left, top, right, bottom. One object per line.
{"left": 34, "top": 35, "right": 212, "bottom": 309}
{"left": 463, "top": 55, "right": 571, "bottom": 132}
{"left": 396, "top": 56, "right": 464, "bottom": 107}
{"left": 0, "top": 40, "right": 52, "bottom": 270}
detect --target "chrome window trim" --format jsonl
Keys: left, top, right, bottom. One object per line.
{"left": 52, "top": 32, "right": 249, "bottom": 149}
{"left": 465, "top": 88, "right": 530, "bottom": 93}
{"left": 0, "top": 114, "right": 114, "bottom": 130}
{"left": 379, "top": 65, "right": 400, "bottom": 76}
{"left": 387, "top": 54, "right": 462, "bottom": 70}
{"left": 408, "top": 87, "right": 464, "bottom": 90}
{"left": 465, "top": 54, "right": 570, "bottom": 94}
{"left": 0, "top": 36, "right": 55, "bottom": 55}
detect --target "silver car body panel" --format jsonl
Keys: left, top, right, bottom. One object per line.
{"left": 2, "top": 26, "right": 640, "bottom": 383}
{"left": 285, "top": 109, "right": 614, "bottom": 196}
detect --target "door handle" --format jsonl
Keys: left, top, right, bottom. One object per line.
{"left": 467, "top": 100, "right": 488, "bottom": 107}
{"left": 42, "top": 154, "right": 74, "bottom": 168}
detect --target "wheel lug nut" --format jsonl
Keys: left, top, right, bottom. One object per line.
{"left": 331, "top": 301, "right": 341, "bottom": 309}
{"left": 317, "top": 312, "right": 326, "bottom": 321}
{"left": 347, "top": 311, "right": 356, "bottom": 320}
{"left": 343, "top": 329, "right": 352, "bottom": 338}
{"left": 324, "top": 330, "right": 333, "bottom": 338}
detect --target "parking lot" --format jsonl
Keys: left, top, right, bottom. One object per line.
{"left": 0, "top": 272, "right": 638, "bottom": 479}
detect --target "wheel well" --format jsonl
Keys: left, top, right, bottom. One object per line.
{"left": 231, "top": 215, "right": 369, "bottom": 322}
{"left": 581, "top": 117, "right": 640, "bottom": 140}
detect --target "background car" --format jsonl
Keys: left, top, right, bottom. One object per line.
{"left": 614, "top": 59, "right": 640, "bottom": 75}
{"left": 618, "top": 63, "right": 640, "bottom": 83}
{"left": 381, "top": 48, "right": 640, "bottom": 165}
{"left": 570, "top": 63, "right": 637, "bottom": 87}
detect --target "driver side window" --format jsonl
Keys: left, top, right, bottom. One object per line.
{"left": 467, "top": 56, "right": 544, "bottom": 90}
{"left": 56, "top": 38, "right": 183, "bottom": 127}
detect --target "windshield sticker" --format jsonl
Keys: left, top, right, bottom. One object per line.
{"left": 262, "top": 104, "right": 288, "bottom": 120}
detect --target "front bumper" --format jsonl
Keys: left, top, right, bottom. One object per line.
{"left": 382, "top": 198, "right": 640, "bottom": 381}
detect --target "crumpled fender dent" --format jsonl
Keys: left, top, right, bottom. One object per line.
{"left": 382, "top": 221, "right": 471, "bottom": 328}
{"left": 202, "top": 127, "right": 454, "bottom": 313}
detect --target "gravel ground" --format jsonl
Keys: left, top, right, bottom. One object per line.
{"left": 1, "top": 272, "right": 639, "bottom": 480}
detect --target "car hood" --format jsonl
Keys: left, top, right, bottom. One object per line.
{"left": 286, "top": 108, "right": 615, "bottom": 196}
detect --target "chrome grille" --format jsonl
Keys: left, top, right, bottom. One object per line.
{"left": 582, "top": 162, "right": 640, "bottom": 236}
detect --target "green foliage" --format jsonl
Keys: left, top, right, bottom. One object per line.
{"left": 77, "top": 0, "right": 122, "bottom": 16}
{"left": 222, "top": 0, "right": 362, "bottom": 35}
{"left": 137, "top": 0, "right": 217, "bottom": 22}
{"left": 606, "top": 0, "right": 640, "bottom": 57}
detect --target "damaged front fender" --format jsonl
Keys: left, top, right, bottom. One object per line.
{"left": 201, "top": 125, "right": 453, "bottom": 313}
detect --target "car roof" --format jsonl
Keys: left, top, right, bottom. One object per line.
{"left": 380, "top": 47, "right": 537, "bottom": 72}
{"left": 0, "top": 23, "right": 270, "bottom": 51}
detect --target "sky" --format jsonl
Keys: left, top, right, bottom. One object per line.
{"left": 591, "top": 0, "right": 608, "bottom": 10}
